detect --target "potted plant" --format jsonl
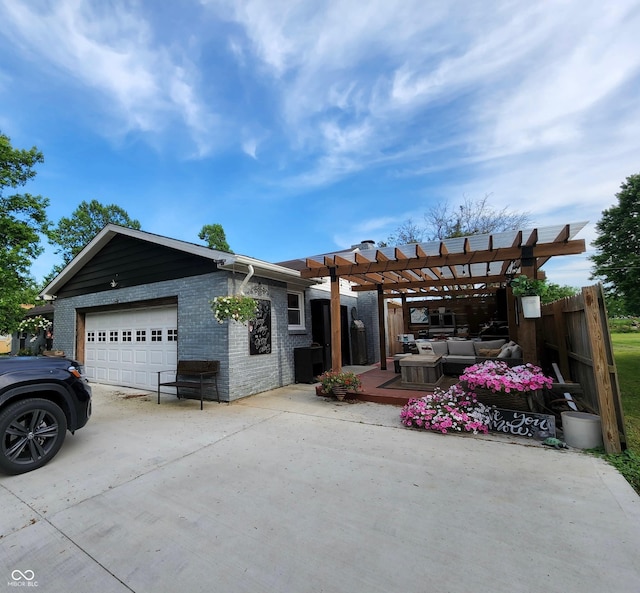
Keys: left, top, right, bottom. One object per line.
{"left": 459, "top": 360, "right": 553, "bottom": 411}
{"left": 210, "top": 295, "right": 258, "bottom": 325}
{"left": 317, "top": 370, "right": 362, "bottom": 400}
{"left": 509, "top": 275, "right": 547, "bottom": 318}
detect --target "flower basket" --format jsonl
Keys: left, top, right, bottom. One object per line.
{"left": 469, "top": 386, "right": 536, "bottom": 412}
{"left": 459, "top": 360, "right": 553, "bottom": 412}
{"left": 317, "top": 370, "right": 362, "bottom": 400}
{"left": 210, "top": 295, "right": 258, "bottom": 324}
{"left": 332, "top": 385, "right": 348, "bottom": 400}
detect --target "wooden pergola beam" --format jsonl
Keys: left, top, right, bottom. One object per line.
{"left": 300, "top": 240, "right": 585, "bottom": 279}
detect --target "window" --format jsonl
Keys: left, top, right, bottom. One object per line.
{"left": 151, "top": 329, "right": 162, "bottom": 342}
{"left": 167, "top": 328, "right": 178, "bottom": 342}
{"left": 98, "top": 331, "right": 106, "bottom": 342}
{"left": 122, "top": 330, "right": 132, "bottom": 342}
{"left": 109, "top": 330, "right": 118, "bottom": 342}
{"left": 87, "top": 331, "right": 95, "bottom": 342}
{"left": 136, "top": 329, "right": 146, "bottom": 342}
{"left": 287, "top": 291, "right": 305, "bottom": 330}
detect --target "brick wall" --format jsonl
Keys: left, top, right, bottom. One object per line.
{"left": 51, "top": 271, "right": 380, "bottom": 401}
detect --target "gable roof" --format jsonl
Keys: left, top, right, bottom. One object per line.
{"left": 40, "top": 224, "right": 315, "bottom": 299}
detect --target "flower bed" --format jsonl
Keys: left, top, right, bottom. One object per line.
{"left": 400, "top": 384, "right": 491, "bottom": 434}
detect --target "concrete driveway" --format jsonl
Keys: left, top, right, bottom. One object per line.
{"left": 2, "top": 382, "right": 639, "bottom": 593}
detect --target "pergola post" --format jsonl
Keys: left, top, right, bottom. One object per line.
{"left": 377, "top": 285, "right": 387, "bottom": 370}
{"left": 518, "top": 247, "right": 538, "bottom": 364}
{"left": 330, "top": 268, "right": 342, "bottom": 372}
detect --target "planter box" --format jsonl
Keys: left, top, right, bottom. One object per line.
{"left": 520, "top": 295, "right": 541, "bottom": 318}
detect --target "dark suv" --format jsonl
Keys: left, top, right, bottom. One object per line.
{"left": 0, "top": 356, "right": 92, "bottom": 474}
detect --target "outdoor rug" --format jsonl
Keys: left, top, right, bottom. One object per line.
{"left": 377, "top": 375, "right": 457, "bottom": 391}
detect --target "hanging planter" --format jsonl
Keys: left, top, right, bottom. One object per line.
{"left": 510, "top": 275, "right": 547, "bottom": 319}
{"left": 17, "top": 315, "right": 52, "bottom": 342}
{"left": 210, "top": 295, "right": 258, "bottom": 325}
{"left": 520, "top": 295, "right": 542, "bottom": 318}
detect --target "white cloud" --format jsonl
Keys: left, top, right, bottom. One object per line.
{"left": 0, "top": 0, "right": 214, "bottom": 154}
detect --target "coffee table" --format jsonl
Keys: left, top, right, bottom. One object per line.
{"left": 399, "top": 354, "right": 444, "bottom": 389}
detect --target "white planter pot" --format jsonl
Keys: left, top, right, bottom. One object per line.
{"left": 520, "top": 295, "right": 541, "bottom": 318}
{"left": 561, "top": 411, "right": 603, "bottom": 449}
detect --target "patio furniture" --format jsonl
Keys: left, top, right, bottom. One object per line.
{"left": 400, "top": 354, "right": 444, "bottom": 389}
{"left": 157, "top": 360, "right": 220, "bottom": 410}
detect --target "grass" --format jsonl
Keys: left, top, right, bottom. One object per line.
{"left": 593, "top": 332, "right": 640, "bottom": 494}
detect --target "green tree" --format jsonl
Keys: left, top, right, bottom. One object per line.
{"left": 591, "top": 174, "right": 640, "bottom": 315}
{"left": 50, "top": 199, "right": 141, "bottom": 269}
{"left": 0, "top": 133, "right": 51, "bottom": 333}
{"left": 198, "top": 223, "right": 233, "bottom": 253}
{"left": 541, "top": 283, "right": 579, "bottom": 305}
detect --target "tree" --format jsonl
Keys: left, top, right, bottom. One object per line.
{"left": 424, "top": 195, "right": 531, "bottom": 240}
{"left": 541, "top": 283, "right": 579, "bottom": 305}
{"left": 198, "top": 223, "right": 233, "bottom": 253}
{"left": 0, "top": 133, "right": 51, "bottom": 333}
{"left": 591, "top": 174, "right": 640, "bottom": 315}
{"left": 381, "top": 195, "right": 531, "bottom": 246}
{"left": 50, "top": 199, "right": 141, "bottom": 269}
{"left": 377, "top": 219, "right": 423, "bottom": 247}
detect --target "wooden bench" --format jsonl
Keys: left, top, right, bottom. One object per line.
{"left": 157, "top": 360, "right": 220, "bottom": 410}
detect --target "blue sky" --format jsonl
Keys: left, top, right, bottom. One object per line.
{"left": 2, "top": 0, "right": 639, "bottom": 288}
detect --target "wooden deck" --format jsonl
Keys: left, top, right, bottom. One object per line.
{"left": 340, "top": 359, "right": 457, "bottom": 406}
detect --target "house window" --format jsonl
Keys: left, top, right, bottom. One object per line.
{"left": 110, "top": 330, "right": 118, "bottom": 342}
{"left": 151, "top": 329, "right": 162, "bottom": 342}
{"left": 167, "top": 328, "right": 178, "bottom": 342}
{"left": 87, "top": 331, "right": 95, "bottom": 342}
{"left": 98, "top": 331, "right": 106, "bottom": 342}
{"left": 287, "top": 291, "right": 305, "bottom": 330}
{"left": 136, "top": 330, "right": 146, "bottom": 342}
{"left": 122, "top": 330, "right": 132, "bottom": 342}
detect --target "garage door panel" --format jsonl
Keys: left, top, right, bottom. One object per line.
{"left": 148, "top": 350, "right": 164, "bottom": 364}
{"left": 85, "top": 306, "right": 177, "bottom": 390}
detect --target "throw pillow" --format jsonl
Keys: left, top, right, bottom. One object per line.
{"left": 478, "top": 348, "right": 502, "bottom": 357}
{"left": 497, "top": 347, "right": 512, "bottom": 358}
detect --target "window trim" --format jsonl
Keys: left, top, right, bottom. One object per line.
{"left": 287, "top": 290, "right": 305, "bottom": 331}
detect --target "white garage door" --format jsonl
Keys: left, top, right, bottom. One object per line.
{"left": 85, "top": 306, "right": 177, "bottom": 390}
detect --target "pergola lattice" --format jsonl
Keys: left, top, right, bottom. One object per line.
{"left": 299, "top": 223, "right": 587, "bottom": 370}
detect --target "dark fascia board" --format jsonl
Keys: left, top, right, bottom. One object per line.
{"left": 40, "top": 224, "right": 315, "bottom": 299}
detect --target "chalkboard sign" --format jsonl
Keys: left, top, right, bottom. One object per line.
{"left": 249, "top": 299, "right": 271, "bottom": 355}
{"left": 489, "top": 408, "right": 556, "bottom": 438}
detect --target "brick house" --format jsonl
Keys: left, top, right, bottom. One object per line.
{"left": 40, "top": 225, "right": 379, "bottom": 401}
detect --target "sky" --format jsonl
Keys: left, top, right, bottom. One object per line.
{"left": 2, "top": 0, "right": 639, "bottom": 288}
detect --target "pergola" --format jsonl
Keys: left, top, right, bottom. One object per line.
{"left": 299, "top": 223, "right": 587, "bottom": 371}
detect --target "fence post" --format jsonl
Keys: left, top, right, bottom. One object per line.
{"left": 583, "top": 286, "right": 621, "bottom": 453}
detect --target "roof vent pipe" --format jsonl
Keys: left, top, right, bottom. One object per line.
{"left": 352, "top": 240, "right": 376, "bottom": 250}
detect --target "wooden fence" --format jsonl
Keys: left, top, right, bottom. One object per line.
{"left": 541, "top": 284, "right": 626, "bottom": 453}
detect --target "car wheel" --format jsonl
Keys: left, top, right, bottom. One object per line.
{"left": 0, "top": 398, "right": 67, "bottom": 475}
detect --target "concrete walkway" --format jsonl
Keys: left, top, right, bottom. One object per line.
{"left": 1, "top": 382, "right": 639, "bottom": 593}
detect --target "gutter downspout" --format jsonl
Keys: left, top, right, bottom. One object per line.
{"left": 238, "top": 264, "right": 255, "bottom": 295}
